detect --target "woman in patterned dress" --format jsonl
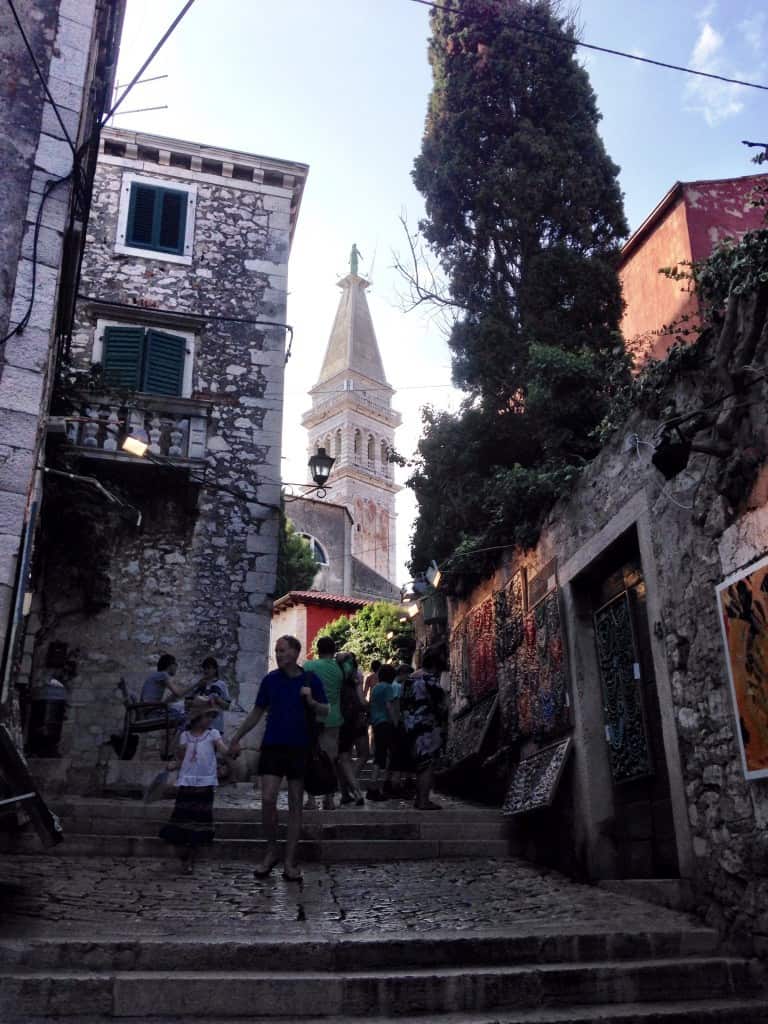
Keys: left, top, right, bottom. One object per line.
{"left": 402, "top": 649, "right": 447, "bottom": 810}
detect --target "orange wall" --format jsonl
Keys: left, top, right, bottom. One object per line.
{"left": 620, "top": 175, "right": 767, "bottom": 368}
{"left": 619, "top": 196, "right": 697, "bottom": 366}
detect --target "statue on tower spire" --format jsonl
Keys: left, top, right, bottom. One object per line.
{"left": 350, "top": 242, "right": 363, "bottom": 276}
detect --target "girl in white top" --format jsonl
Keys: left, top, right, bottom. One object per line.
{"left": 159, "top": 707, "right": 229, "bottom": 874}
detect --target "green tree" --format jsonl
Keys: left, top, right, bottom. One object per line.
{"left": 274, "top": 510, "right": 317, "bottom": 598}
{"left": 407, "top": 0, "right": 629, "bottom": 580}
{"left": 315, "top": 602, "right": 415, "bottom": 665}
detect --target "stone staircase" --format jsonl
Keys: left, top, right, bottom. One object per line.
{"left": 1, "top": 926, "right": 766, "bottom": 1020}
{"left": 37, "top": 793, "right": 517, "bottom": 862}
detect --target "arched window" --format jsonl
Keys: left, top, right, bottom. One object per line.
{"left": 367, "top": 434, "right": 375, "bottom": 467}
{"left": 299, "top": 533, "right": 328, "bottom": 565}
{"left": 380, "top": 440, "right": 389, "bottom": 476}
{"left": 335, "top": 429, "right": 342, "bottom": 457}
{"left": 353, "top": 429, "right": 361, "bottom": 462}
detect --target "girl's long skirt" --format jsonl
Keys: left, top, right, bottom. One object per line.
{"left": 159, "top": 785, "right": 215, "bottom": 847}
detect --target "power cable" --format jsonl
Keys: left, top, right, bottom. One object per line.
{"left": 408, "top": 0, "right": 768, "bottom": 94}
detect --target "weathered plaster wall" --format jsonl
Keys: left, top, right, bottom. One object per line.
{"left": 29, "top": 134, "right": 304, "bottom": 762}
{"left": 446, "top": 290, "right": 768, "bottom": 949}
{"left": 285, "top": 496, "right": 351, "bottom": 596}
{"left": 619, "top": 195, "right": 696, "bottom": 365}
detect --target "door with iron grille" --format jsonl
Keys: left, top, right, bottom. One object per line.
{"left": 592, "top": 548, "right": 678, "bottom": 878}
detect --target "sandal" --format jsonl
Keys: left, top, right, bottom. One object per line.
{"left": 282, "top": 867, "right": 303, "bottom": 882}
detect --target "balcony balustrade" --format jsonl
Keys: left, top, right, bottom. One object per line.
{"left": 66, "top": 394, "right": 209, "bottom": 462}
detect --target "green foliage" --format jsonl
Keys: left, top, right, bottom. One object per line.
{"left": 408, "top": 0, "right": 629, "bottom": 582}
{"left": 315, "top": 602, "right": 415, "bottom": 665}
{"left": 274, "top": 512, "right": 317, "bottom": 598}
{"left": 694, "top": 228, "right": 768, "bottom": 309}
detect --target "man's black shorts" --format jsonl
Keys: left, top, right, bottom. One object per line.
{"left": 257, "top": 744, "right": 307, "bottom": 780}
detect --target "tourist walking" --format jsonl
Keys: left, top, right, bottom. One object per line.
{"left": 302, "top": 636, "right": 344, "bottom": 810}
{"left": 228, "top": 635, "right": 328, "bottom": 882}
{"left": 366, "top": 664, "right": 397, "bottom": 802}
{"left": 363, "top": 659, "right": 381, "bottom": 701}
{"left": 159, "top": 706, "right": 229, "bottom": 874}
{"left": 402, "top": 649, "right": 447, "bottom": 810}
{"left": 337, "top": 651, "right": 369, "bottom": 804}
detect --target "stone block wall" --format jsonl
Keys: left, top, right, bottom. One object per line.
{"left": 27, "top": 130, "right": 308, "bottom": 763}
{"left": 443, "top": 287, "right": 768, "bottom": 950}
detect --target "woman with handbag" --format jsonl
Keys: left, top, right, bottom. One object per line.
{"left": 228, "top": 635, "right": 328, "bottom": 882}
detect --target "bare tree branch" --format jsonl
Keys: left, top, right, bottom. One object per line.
{"left": 392, "top": 214, "right": 469, "bottom": 328}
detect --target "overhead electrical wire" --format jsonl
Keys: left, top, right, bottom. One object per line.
{"left": 408, "top": 0, "right": 768, "bottom": 94}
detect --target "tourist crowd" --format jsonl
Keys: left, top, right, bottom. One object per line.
{"left": 143, "top": 637, "right": 448, "bottom": 878}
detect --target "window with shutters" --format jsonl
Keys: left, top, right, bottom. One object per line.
{"left": 115, "top": 173, "right": 196, "bottom": 264}
{"left": 93, "top": 321, "right": 195, "bottom": 397}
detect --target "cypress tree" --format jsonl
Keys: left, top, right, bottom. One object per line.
{"left": 408, "top": 0, "right": 629, "bottom": 578}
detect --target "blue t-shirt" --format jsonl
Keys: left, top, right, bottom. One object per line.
{"left": 370, "top": 681, "right": 395, "bottom": 726}
{"left": 256, "top": 669, "right": 327, "bottom": 747}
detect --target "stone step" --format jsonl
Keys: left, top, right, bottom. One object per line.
{"left": 19, "top": 831, "right": 515, "bottom": 861}
{"left": 53, "top": 814, "right": 511, "bottom": 842}
{"left": 0, "top": 928, "right": 722, "bottom": 972}
{"left": 17, "top": 1003, "right": 768, "bottom": 1024}
{"left": 0, "top": 957, "right": 760, "bottom": 1019}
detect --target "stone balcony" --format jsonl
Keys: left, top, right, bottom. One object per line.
{"left": 62, "top": 393, "right": 210, "bottom": 463}
{"left": 303, "top": 390, "right": 402, "bottom": 430}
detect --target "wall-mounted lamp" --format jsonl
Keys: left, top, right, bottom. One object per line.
{"left": 651, "top": 424, "right": 730, "bottom": 481}
{"left": 308, "top": 447, "right": 335, "bottom": 495}
{"left": 407, "top": 603, "right": 419, "bottom": 618}
{"left": 426, "top": 560, "right": 442, "bottom": 588}
{"left": 122, "top": 435, "right": 149, "bottom": 458}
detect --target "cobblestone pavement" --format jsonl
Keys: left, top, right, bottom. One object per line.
{"left": 0, "top": 854, "right": 699, "bottom": 942}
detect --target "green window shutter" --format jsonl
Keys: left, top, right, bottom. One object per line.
{"left": 142, "top": 329, "right": 186, "bottom": 396}
{"left": 158, "top": 190, "right": 187, "bottom": 252}
{"left": 126, "top": 185, "right": 157, "bottom": 247}
{"left": 126, "top": 184, "right": 188, "bottom": 255}
{"left": 101, "top": 326, "right": 145, "bottom": 390}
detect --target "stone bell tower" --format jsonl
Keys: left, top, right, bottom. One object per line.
{"left": 302, "top": 246, "right": 401, "bottom": 586}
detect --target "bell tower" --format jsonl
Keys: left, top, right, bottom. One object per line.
{"left": 302, "top": 246, "right": 401, "bottom": 586}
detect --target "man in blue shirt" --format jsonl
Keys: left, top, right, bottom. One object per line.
{"left": 229, "top": 635, "right": 328, "bottom": 881}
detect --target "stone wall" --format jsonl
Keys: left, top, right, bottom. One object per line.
{"left": 26, "top": 131, "right": 306, "bottom": 767}
{"left": 0, "top": 0, "right": 124, "bottom": 708}
{"left": 442, "top": 286, "right": 768, "bottom": 950}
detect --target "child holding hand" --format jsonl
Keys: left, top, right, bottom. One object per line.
{"left": 160, "top": 706, "right": 230, "bottom": 874}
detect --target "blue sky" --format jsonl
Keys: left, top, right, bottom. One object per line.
{"left": 112, "top": 0, "right": 767, "bottom": 584}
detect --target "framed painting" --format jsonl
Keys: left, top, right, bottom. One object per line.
{"left": 502, "top": 736, "right": 572, "bottom": 816}
{"left": 716, "top": 553, "right": 768, "bottom": 780}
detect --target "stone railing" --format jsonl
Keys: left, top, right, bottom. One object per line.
{"left": 306, "top": 390, "right": 400, "bottom": 426}
{"left": 67, "top": 394, "right": 209, "bottom": 461}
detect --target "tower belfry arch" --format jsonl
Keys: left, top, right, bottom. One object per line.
{"left": 302, "top": 247, "right": 401, "bottom": 587}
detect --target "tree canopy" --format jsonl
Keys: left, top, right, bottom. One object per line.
{"left": 407, "top": 0, "right": 629, "bottom": 585}
{"left": 314, "top": 602, "right": 415, "bottom": 665}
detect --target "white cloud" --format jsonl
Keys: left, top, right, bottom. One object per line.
{"left": 684, "top": 21, "right": 746, "bottom": 126}
{"left": 696, "top": 1, "right": 718, "bottom": 23}
{"left": 740, "top": 12, "right": 766, "bottom": 52}
{"left": 691, "top": 23, "right": 723, "bottom": 67}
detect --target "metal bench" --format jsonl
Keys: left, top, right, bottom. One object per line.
{"left": 117, "top": 678, "right": 174, "bottom": 760}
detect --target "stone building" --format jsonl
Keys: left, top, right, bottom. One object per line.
{"left": 0, "top": 0, "right": 125, "bottom": 732}
{"left": 22, "top": 125, "right": 307, "bottom": 784}
{"left": 430, "top": 231, "right": 768, "bottom": 951}
{"left": 296, "top": 254, "right": 400, "bottom": 601}
{"left": 619, "top": 173, "right": 767, "bottom": 365}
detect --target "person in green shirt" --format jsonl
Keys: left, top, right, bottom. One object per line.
{"left": 303, "top": 636, "right": 345, "bottom": 810}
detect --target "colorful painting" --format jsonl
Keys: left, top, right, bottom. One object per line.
{"left": 716, "top": 554, "right": 768, "bottom": 780}
{"left": 502, "top": 736, "right": 572, "bottom": 816}
{"left": 495, "top": 572, "right": 526, "bottom": 741}
{"left": 466, "top": 597, "right": 497, "bottom": 700}
{"left": 448, "top": 616, "right": 469, "bottom": 707}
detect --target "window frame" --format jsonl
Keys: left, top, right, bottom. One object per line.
{"left": 115, "top": 172, "right": 197, "bottom": 265}
{"left": 93, "top": 319, "right": 196, "bottom": 398}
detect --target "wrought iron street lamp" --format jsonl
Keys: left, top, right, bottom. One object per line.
{"left": 308, "top": 447, "right": 335, "bottom": 495}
